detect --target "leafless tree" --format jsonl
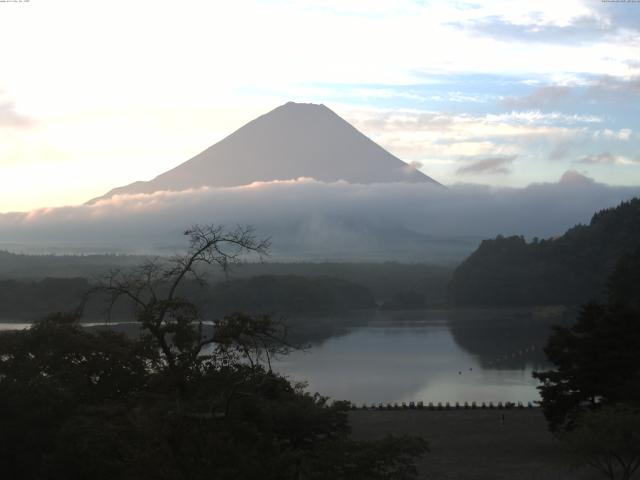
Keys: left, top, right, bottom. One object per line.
{"left": 92, "top": 224, "right": 276, "bottom": 372}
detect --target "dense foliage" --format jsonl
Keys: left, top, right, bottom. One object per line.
{"left": 0, "top": 250, "right": 451, "bottom": 309}
{"left": 0, "top": 274, "right": 374, "bottom": 320}
{"left": 229, "top": 262, "right": 450, "bottom": 307}
{"left": 0, "top": 277, "right": 90, "bottom": 318}
{"left": 560, "top": 405, "right": 640, "bottom": 480}
{"left": 533, "top": 247, "right": 640, "bottom": 432}
{"left": 450, "top": 198, "right": 640, "bottom": 306}
{"left": 0, "top": 225, "right": 428, "bottom": 479}
{"left": 204, "top": 274, "right": 375, "bottom": 314}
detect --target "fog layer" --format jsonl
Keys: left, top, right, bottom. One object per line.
{"left": 2, "top": 173, "right": 638, "bottom": 262}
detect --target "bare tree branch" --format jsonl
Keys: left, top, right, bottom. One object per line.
{"left": 87, "top": 224, "right": 283, "bottom": 383}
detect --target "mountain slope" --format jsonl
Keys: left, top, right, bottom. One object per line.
{"left": 449, "top": 198, "right": 640, "bottom": 306}
{"left": 89, "top": 102, "right": 438, "bottom": 203}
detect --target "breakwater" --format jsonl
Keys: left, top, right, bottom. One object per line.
{"left": 349, "top": 400, "right": 537, "bottom": 410}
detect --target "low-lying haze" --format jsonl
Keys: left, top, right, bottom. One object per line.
{"left": 2, "top": 173, "right": 637, "bottom": 262}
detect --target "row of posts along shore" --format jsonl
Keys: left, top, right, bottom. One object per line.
{"left": 348, "top": 401, "right": 538, "bottom": 410}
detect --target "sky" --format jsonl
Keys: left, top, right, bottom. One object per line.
{"left": 0, "top": 0, "right": 639, "bottom": 212}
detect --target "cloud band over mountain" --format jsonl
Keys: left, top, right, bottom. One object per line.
{"left": 2, "top": 176, "right": 638, "bottom": 262}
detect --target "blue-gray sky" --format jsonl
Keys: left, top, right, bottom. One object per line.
{"left": 0, "top": 0, "right": 639, "bottom": 211}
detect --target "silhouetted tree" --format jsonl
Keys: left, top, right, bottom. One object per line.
{"left": 94, "top": 224, "right": 271, "bottom": 376}
{"left": 534, "top": 248, "right": 640, "bottom": 431}
{"left": 560, "top": 405, "right": 640, "bottom": 480}
{"left": 0, "top": 313, "right": 150, "bottom": 479}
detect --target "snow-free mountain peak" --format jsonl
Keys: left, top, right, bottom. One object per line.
{"left": 88, "top": 102, "right": 439, "bottom": 203}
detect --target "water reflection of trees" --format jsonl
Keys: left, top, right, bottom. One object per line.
{"left": 447, "top": 308, "right": 577, "bottom": 370}
{"left": 85, "top": 308, "right": 576, "bottom": 371}
{"left": 84, "top": 311, "right": 368, "bottom": 349}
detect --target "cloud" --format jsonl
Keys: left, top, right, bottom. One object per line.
{"left": 579, "top": 152, "right": 617, "bottom": 164}
{"left": 585, "top": 75, "right": 640, "bottom": 99}
{"left": 486, "top": 110, "right": 602, "bottom": 125}
{"left": 549, "top": 142, "right": 574, "bottom": 160}
{"left": 344, "top": 107, "right": 588, "bottom": 163}
{"left": 505, "top": 76, "right": 640, "bottom": 110}
{"left": 451, "top": 1, "right": 640, "bottom": 46}
{"left": 593, "top": 128, "right": 632, "bottom": 141}
{"left": 577, "top": 152, "right": 639, "bottom": 165}
{"left": 501, "top": 86, "right": 574, "bottom": 109}
{"left": 581, "top": 0, "right": 640, "bottom": 35}
{"left": 0, "top": 99, "right": 33, "bottom": 128}
{"left": 451, "top": 14, "right": 610, "bottom": 45}
{"left": 625, "top": 59, "right": 640, "bottom": 70}
{"left": 0, "top": 177, "right": 638, "bottom": 262}
{"left": 456, "top": 156, "right": 517, "bottom": 175}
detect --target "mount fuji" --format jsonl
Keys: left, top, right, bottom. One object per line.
{"left": 88, "top": 102, "right": 439, "bottom": 203}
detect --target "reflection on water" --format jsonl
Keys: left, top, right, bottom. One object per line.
{"left": 0, "top": 322, "right": 32, "bottom": 331}
{"left": 273, "top": 309, "right": 572, "bottom": 404}
{"left": 0, "top": 321, "right": 126, "bottom": 332}
{"left": 0, "top": 308, "right": 573, "bottom": 404}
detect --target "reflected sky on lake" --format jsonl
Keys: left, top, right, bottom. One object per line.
{"left": 274, "top": 311, "right": 556, "bottom": 404}
{"left": 0, "top": 322, "right": 31, "bottom": 331}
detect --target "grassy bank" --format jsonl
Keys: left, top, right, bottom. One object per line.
{"left": 349, "top": 409, "right": 600, "bottom": 480}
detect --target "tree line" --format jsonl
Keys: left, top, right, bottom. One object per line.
{"left": 450, "top": 198, "right": 640, "bottom": 307}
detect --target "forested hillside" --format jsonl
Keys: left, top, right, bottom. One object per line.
{"left": 0, "top": 275, "right": 375, "bottom": 321}
{"left": 450, "top": 198, "right": 640, "bottom": 306}
{"left": 0, "top": 251, "right": 146, "bottom": 279}
{"left": 0, "top": 252, "right": 450, "bottom": 313}
{"left": 201, "top": 275, "right": 375, "bottom": 314}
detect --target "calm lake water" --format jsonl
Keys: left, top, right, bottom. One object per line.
{"left": 273, "top": 309, "right": 565, "bottom": 405}
{"left": 0, "top": 321, "right": 116, "bottom": 332}
{"left": 0, "top": 308, "right": 569, "bottom": 405}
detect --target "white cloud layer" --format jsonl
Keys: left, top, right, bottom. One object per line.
{"left": 1, "top": 177, "right": 638, "bottom": 262}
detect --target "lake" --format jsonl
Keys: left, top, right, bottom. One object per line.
{"left": 0, "top": 308, "right": 570, "bottom": 405}
{"left": 273, "top": 308, "right": 566, "bottom": 405}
